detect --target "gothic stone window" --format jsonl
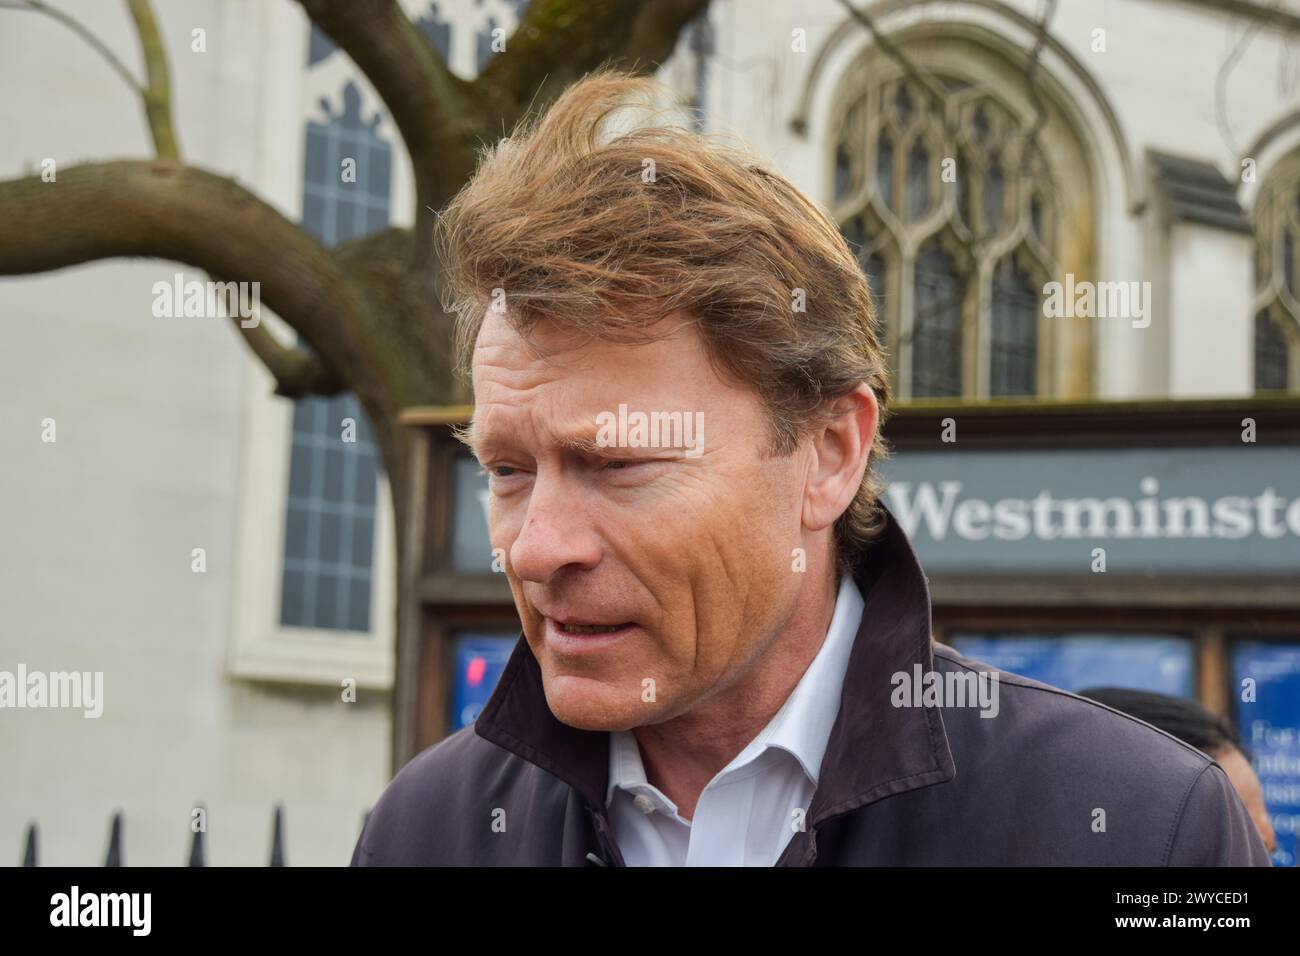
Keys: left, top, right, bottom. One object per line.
{"left": 834, "top": 73, "right": 1064, "bottom": 400}
{"left": 1251, "top": 168, "right": 1300, "bottom": 392}
{"left": 413, "top": 0, "right": 527, "bottom": 77}
{"left": 281, "top": 79, "right": 390, "bottom": 633}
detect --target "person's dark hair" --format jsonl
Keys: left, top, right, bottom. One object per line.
{"left": 1078, "top": 687, "right": 1250, "bottom": 761}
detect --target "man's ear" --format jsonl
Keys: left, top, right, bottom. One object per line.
{"left": 802, "top": 384, "right": 879, "bottom": 533}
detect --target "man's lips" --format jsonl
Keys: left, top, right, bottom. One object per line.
{"left": 541, "top": 614, "right": 638, "bottom": 650}
{"left": 541, "top": 609, "right": 637, "bottom": 630}
{"left": 554, "top": 622, "right": 628, "bottom": 635}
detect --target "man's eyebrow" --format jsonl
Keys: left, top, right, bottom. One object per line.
{"left": 454, "top": 421, "right": 675, "bottom": 459}
{"left": 558, "top": 433, "right": 685, "bottom": 458}
{"left": 451, "top": 421, "right": 478, "bottom": 457}
{"left": 557, "top": 433, "right": 604, "bottom": 455}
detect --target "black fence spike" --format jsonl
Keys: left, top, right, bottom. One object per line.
{"left": 104, "top": 811, "right": 123, "bottom": 867}
{"left": 188, "top": 806, "right": 206, "bottom": 867}
{"left": 22, "top": 822, "right": 37, "bottom": 867}
{"left": 269, "top": 804, "right": 285, "bottom": 867}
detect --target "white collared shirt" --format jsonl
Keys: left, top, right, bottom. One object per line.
{"left": 606, "top": 575, "right": 866, "bottom": 866}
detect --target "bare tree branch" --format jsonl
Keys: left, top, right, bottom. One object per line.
{"left": 834, "top": 0, "right": 952, "bottom": 134}
{"left": 1, "top": 0, "right": 142, "bottom": 93}
{"left": 477, "top": 0, "right": 709, "bottom": 130}
{"left": 622, "top": 0, "right": 713, "bottom": 73}
{"left": 120, "top": 1, "right": 337, "bottom": 388}
{"left": 125, "top": 0, "right": 180, "bottom": 161}
{"left": 296, "top": 0, "right": 481, "bottom": 267}
{"left": 123, "top": 0, "right": 336, "bottom": 387}
{"left": 1, "top": 0, "right": 334, "bottom": 389}
{"left": 235, "top": 318, "right": 346, "bottom": 399}
{"left": 0, "top": 161, "right": 363, "bottom": 398}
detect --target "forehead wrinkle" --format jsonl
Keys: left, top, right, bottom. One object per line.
{"left": 474, "top": 321, "right": 600, "bottom": 381}
{"left": 473, "top": 360, "right": 556, "bottom": 400}
{"left": 466, "top": 397, "right": 598, "bottom": 462}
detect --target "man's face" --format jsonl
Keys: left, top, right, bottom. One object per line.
{"left": 469, "top": 309, "right": 810, "bottom": 731}
{"left": 1216, "top": 746, "right": 1277, "bottom": 856}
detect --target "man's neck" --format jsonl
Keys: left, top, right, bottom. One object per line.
{"left": 629, "top": 569, "right": 841, "bottom": 820}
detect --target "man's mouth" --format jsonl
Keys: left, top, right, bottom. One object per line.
{"left": 557, "top": 622, "right": 629, "bottom": 635}
{"left": 541, "top": 614, "right": 638, "bottom": 647}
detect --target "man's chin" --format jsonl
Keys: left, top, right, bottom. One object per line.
{"left": 541, "top": 674, "right": 661, "bottom": 732}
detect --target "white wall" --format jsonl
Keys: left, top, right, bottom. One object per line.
{"left": 0, "top": 0, "right": 389, "bottom": 867}
{"left": 1169, "top": 224, "right": 1256, "bottom": 397}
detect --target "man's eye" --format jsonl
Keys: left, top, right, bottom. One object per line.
{"left": 483, "top": 465, "right": 517, "bottom": 478}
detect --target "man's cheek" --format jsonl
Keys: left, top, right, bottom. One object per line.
{"left": 489, "top": 511, "right": 523, "bottom": 575}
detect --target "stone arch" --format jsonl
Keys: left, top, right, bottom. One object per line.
{"left": 797, "top": 2, "right": 1124, "bottom": 399}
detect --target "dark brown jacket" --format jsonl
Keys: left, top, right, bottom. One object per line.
{"left": 352, "top": 513, "right": 1271, "bottom": 866}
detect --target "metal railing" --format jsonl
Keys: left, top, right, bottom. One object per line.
{"left": 19, "top": 804, "right": 368, "bottom": 866}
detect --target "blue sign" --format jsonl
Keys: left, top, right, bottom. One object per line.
{"left": 1233, "top": 641, "right": 1300, "bottom": 867}
{"left": 881, "top": 446, "right": 1300, "bottom": 573}
{"left": 948, "top": 634, "right": 1195, "bottom": 697}
{"left": 451, "top": 634, "right": 518, "bottom": 730}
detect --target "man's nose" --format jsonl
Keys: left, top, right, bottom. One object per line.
{"left": 508, "top": 477, "right": 603, "bottom": 583}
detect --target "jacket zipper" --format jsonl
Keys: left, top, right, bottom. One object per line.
{"left": 586, "top": 805, "right": 626, "bottom": 867}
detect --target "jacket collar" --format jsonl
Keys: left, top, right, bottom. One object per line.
{"left": 474, "top": 508, "right": 956, "bottom": 822}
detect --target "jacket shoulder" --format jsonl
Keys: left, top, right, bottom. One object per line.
{"left": 351, "top": 725, "right": 576, "bottom": 865}
{"left": 927, "top": 644, "right": 1270, "bottom": 865}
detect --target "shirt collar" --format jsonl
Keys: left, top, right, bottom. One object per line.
{"left": 764, "top": 573, "right": 865, "bottom": 785}
{"left": 606, "top": 724, "right": 650, "bottom": 807}
{"left": 602, "top": 575, "right": 864, "bottom": 807}
{"left": 474, "top": 509, "right": 955, "bottom": 824}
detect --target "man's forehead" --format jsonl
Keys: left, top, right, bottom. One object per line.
{"left": 472, "top": 307, "right": 699, "bottom": 364}
{"left": 465, "top": 309, "right": 730, "bottom": 458}
{"left": 475, "top": 310, "right": 579, "bottom": 357}
{"left": 471, "top": 318, "right": 716, "bottom": 412}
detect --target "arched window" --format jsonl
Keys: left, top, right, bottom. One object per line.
{"left": 280, "top": 80, "right": 391, "bottom": 633}
{"left": 1255, "top": 311, "right": 1290, "bottom": 390}
{"left": 991, "top": 256, "right": 1040, "bottom": 396}
{"left": 414, "top": 1, "right": 453, "bottom": 60}
{"left": 833, "top": 58, "right": 1082, "bottom": 401}
{"left": 912, "top": 239, "right": 965, "bottom": 397}
{"left": 1250, "top": 167, "right": 1300, "bottom": 392}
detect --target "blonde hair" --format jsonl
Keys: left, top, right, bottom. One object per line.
{"left": 439, "top": 70, "right": 891, "bottom": 567}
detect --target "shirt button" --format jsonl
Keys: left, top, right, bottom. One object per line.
{"left": 632, "top": 794, "right": 657, "bottom": 815}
